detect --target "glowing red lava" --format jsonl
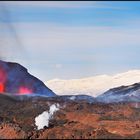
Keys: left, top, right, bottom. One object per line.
{"left": 0, "top": 67, "right": 6, "bottom": 93}
{"left": 0, "top": 83, "right": 4, "bottom": 93}
{"left": 0, "top": 67, "right": 7, "bottom": 84}
{"left": 19, "top": 87, "right": 32, "bottom": 95}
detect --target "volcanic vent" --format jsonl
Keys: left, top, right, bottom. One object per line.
{"left": 0, "top": 60, "right": 56, "bottom": 96}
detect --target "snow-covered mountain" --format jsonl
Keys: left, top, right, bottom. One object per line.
{"left": 46, "top": 70, "right": 140, "bottom": 97}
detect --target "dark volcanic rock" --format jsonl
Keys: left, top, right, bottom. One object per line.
{"left": 0, "top": 94, "right": 139, "bottom": 139}
{"left": 50, "top": 95, "right": 96, "bottom": 103}
{"left": 97, "top": 82, "right": 140, "bottom": 103}
{"left": 0, "top": 60, "right": 56, "bottom": 96}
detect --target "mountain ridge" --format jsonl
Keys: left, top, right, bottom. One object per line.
{"left": 46, "top": 70, "right": 140, "bottom": 97}
{"left": 97, "top": 82, "right": 140, "bottom": 103}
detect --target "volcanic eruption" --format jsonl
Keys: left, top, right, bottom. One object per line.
{"left": 0, "top": 60, "right": 56, "bottom": 97}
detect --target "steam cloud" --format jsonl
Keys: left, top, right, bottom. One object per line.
{"left": 35, "top": 104, "right": 60, "bottom": 130}
{"left": 69, "top": 96, "right": 76, "bottom": 100}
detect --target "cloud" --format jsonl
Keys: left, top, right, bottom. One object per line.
{"left": 8, "top": 23, "right": 140, "bottom": 50}
{"left": 1, "top": 1, "right": 122, "bottom": 9}
{"left": 55, "top": 64, "right": 63, "bottom": 69}
{"left": 1, "top": 23, "right": 140, "bottom": 63}
{"left": 1, "top": 22, "right": 140, "bottom": 80}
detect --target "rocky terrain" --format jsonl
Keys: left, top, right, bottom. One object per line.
{"left": 1, "top": 60, "right": 140, "bottom": 139}
{"left": 0, "top": 94, "right": 140, "bottom": 139}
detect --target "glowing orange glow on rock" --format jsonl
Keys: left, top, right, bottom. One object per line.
{"left": 0, "top": 83, "right": 4, "bottom": 93}
{"left": 19, "top": 87, "right": 32, "bottom": 95}
{"left": 0, "top": 67, "right": 7, "bottom": 84}
{"left": 0, "top": 67, "right": 6, "bottom": 93}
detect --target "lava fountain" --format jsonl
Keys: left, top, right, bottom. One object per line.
{"left": 19, "top": 87, "right": 33, "bottom": 95}
{"left": 0, "top": 66, "right": 7, "bottom": 93}
{"left": 0, "top": 60, "right": 56, "bottom": 97}
{"left": 0, "top": 83, "right": 4, "bottom": 93}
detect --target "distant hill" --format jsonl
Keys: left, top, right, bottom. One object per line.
{"left": 97, "top": 82, "right": 140, "bottom": 103}
{"left": 46, "top": 70, "right": 140, "bottom": 97}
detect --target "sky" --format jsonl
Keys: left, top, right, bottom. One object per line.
{"left": 0, "top": 1, "right": 140, "bottom": 81}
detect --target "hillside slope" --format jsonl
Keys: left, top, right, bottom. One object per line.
{"left": 0, "top": 60, "right": 56, "bottom": 96}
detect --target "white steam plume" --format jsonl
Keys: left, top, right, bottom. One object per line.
{"left": 35, "top": 103, "right": 60, "bottom": 130}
